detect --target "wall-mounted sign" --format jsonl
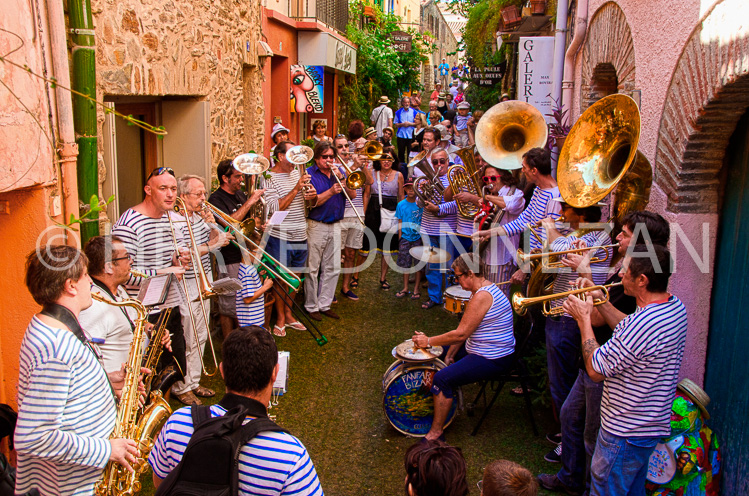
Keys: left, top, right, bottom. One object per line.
{"left": 298, "top": 32, "right": 357, "bottom": 75}
{"left": 517, "top": 36, "right": 555, "bottom": 122}
{"left": 290, "top": 65, "right": 324, "bottom": 113}
{"left": 470, "top": 64, "right": 506, "bottom": 87}
{"left": 391, "top": 31, "right": 412, "bottom": 52}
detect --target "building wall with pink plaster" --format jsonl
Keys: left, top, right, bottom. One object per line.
{"left": 566, "top": 0, "right": 748, "bottom": 385}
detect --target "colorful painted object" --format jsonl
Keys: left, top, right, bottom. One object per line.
{"left": 646, "top": 391, "right": 721, "bottom": 496}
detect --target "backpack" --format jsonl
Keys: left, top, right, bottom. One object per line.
{"left": 154, "top": 403, "right": 289, "bottom": 496}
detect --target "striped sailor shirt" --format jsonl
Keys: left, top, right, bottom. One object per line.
{"left": 113, "top": 208, "right": 185, "bottom": 298}
{"left": 592, "top": 295, "right": 688, "bottom": 438}
{"left": 465, "top": 284, "right": 515, "bottom": 359}
{"left": 171, "top": 211, "right": 212, "bottom": 280}
{"left": 438, "top": 201, "right": 475, "bottom": 236}
{"left": 420, "top": 175, "right": 457, "bottom": 236}
{"left": 265, "top": 169, "right": 308, "bottom": 242}
{"left": 148, "top": 404, "right": 324, "bottom": 496}
{"left": 15, "top": 317, "right": 117, "bottom": 496}
{"left": 501, "top": 186, "right": 562, "bottom": 251}
{"left": 236, "top": 263, "right": 265, "bottom": 328}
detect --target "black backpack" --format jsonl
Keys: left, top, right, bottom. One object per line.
{"left": 154, "top": 402, "right": 289, "bottom": 496}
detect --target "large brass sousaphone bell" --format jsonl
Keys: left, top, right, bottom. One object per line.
{"left": 474, "top": 101, "right": 548, "bottom": 170}
{"left": 232, "top": 153, "right": 270, "bottom": 235}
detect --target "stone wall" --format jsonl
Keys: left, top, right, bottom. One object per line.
{"left": 91, "top": 0, "right": 265, "bottom": 173}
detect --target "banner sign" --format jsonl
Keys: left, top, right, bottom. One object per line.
{"left": 470, "top": 65, "right": 505, "bottom": 87}
{"left": 517, "top": 36, "right": 555, "bottom": 122}
{"left": 290, "top": 65, "right": 324, "bottom": 113}
{"left": 391, "top": 31, "right": 413, "bottom": 52}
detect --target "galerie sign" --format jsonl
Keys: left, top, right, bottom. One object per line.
{"left": 517, "top": 37, "right": 555, "bottom": 122}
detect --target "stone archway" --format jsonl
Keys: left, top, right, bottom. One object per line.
{"left": 655, "top": 0, "right": 749, "bottom": 213}
{"left": 580, "top": 2, "right": 636, "bottom": 111}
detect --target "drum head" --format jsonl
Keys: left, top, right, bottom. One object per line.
{"left": 647, "top": 442, "right": 677, "bottom": 484}
{"left": 383, "top": 361, "right": 457, "bottom": 436}
{"left": 395, "top": 339, "right": 443, "bottom": 362}
{"left": 444, "top": 285, "right": 472, "bottom": 299}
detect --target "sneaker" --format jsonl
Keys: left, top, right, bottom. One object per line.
{"left": 546, "top": 432, "right": 562, "bottom": 445}
{"left": 537, "top": 474, "right": 582, "bottom": 495}
{"left": 341, "top": 289, "right": 359, "bottom": 301}
{"left": 544, "top": 443, "right": 562, "bottom": 463}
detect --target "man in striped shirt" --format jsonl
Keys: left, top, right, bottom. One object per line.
{"left": 173, "top": 175, "right": 233, "bottom": 405}
{"left": 473, "top": 148, "right": 562, "bottom": 285}
{"left": 16, "top": 246, "right": 138, "bottom": 496}
{"left": 563, "top": 244, "right": 687, "bottom": 496}
{"left": 149, "top": 326, "right": 324, "bottom": 495}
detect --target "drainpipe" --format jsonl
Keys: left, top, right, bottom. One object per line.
{"left": 562, "top": 0, "right": 589, "bottom": 114}
{"left": 46, "top": 0, "right": 80, "bottom": 246}
{"left": 551, "top": 0, "right": 569, "bottom": 122}
{"left": 68, "top": 0, "right": 99, "bottom": 244}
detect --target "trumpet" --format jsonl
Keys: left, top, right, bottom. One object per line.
{"left": 512, "top": 281, "right": 622, "bottom": 317}
{"left": 517, "top": 243, "right": 618, "bottom": 268}
{"left": 202, "top": 201, "right": 302, "bottom": 292}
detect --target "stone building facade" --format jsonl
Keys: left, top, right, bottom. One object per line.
{"left": 420, "top": 0, "right": 458, "bottom": 95}
{"left": 564, "top": 0, "right": 748, "bottom": 490}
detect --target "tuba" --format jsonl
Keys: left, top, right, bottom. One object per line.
{"left": 409, "top": 150, "right": 445, "bottom": 205}
{"left": 447, "top": 146, "right": 482, "bottom": 217}
{"left": 474, "top": 101, "right": 548, "bottom": 170}
{"left": 233, "top": 153, "right": 271, "bottom": 235}
{"left": 93, "top": 295, "right": 171, "bottom": 496}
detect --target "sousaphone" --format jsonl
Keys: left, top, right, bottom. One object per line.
{"left": 474, "top": 101, "right": 548, "bottom": 170}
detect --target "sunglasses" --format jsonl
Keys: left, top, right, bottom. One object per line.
{"left": 431, "top": 158, "right": 448, "bottom": 165}
{"left": 335, "top": 134, "right": 346, "bottom": 139}
{"left": 482, "top": 175, "right": 500, "bottom": 183}
{"left": 147, "top": 167, "right": 175, "bottom": 180}
{"left": 321, "top": 154, "right": 336, "bottom": 159}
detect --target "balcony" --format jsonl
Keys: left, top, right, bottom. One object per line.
{"left": 270, "top": 0, "right": 349, "bottom": 34}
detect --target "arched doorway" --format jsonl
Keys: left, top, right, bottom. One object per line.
{"left": 704, "top": 109, "right": 749, "bottom": 494}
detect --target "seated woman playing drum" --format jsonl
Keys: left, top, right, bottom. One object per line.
{"left": 411, "top": 252, "right": 515, "bottom": 441}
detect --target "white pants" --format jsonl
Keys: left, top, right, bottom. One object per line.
{"left": 173, "top": 277, "right": 210, "bottom": 395}
{"left": 305, "top": 220, "right": 342, "bottom": 313}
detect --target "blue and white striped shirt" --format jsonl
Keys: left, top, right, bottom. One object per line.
{"left": 501, "top": 187, "right": 562, "bottom": 251}
{"left": 592, "top": 295, "right": 688, "bottom": 438}
{"left": 15, "top": 317, "right": 117, "bottom": 496}
{"left": 148, "top": 404, "right": 324, "bottom": 496}
{"left": 420, "top": 175, "right": 457, "bottom": 236}
{"left": 438, "top": 201, "right": 475, "bottom": 236}
{"left": 236, "top": 263, "right": 265, "bottom": 328}
{"left": 466, "top": 285, "right": 515, "bottom": 359}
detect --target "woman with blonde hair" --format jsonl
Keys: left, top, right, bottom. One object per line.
{"left": 307, "top": 119, "right": 331, "bottom": 143}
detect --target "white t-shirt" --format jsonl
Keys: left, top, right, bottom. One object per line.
{"left": 370, "top": 105, "right": 393, "bottom": 137}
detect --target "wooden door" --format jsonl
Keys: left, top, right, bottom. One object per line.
{"left": 705, "top": 109, "right": 749, "bottom": 494}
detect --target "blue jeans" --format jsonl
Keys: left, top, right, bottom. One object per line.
{"left": 425, "top": 235, "right": 455, "bottom": 304}
{"left": 265, "top": 235, "right": 308, "bottom": 272}
{"left": 431, "top": 345, "right": 515, "bottom": 399}
{"left": 590, "top": 429, "right": 659, "bottom": 496}
{"left": 557, "top": 369, "right": 604, "bottom": 493}
{"left": 545, "top": 316, "right": 582, "bottom": 414}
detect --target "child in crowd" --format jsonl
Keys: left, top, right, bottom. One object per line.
{"left": 480, "top": 460, "right": 538, "bottom": 496}
{"left": 236, "top": 240, "right": 275, "bottom": 334}
{"left": 404, "top": 440, "right": 469, "bottom": 496}
{"left": 453, "top": 102, "right": 472, "bottom": 148}
{"left": 395, "top": 179, "right": 423, "bottom": 299}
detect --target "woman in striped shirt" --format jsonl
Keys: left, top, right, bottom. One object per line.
{"left": 411, "top": 252, "right": 515, "bottom": 441}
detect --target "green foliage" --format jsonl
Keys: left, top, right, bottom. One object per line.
{"left": 339, "top": 2, "right": 435, "bottom": 128}
{"left": 56, "top": 194, "right": 115, "bottom": 230}
{"left": 463, "top": 0, "right": 522, "bottom": 67}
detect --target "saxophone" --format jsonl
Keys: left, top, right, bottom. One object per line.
{"left": 91, "top": 294, "right": 172, "bottom": 496}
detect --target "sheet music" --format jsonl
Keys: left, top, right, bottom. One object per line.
{"left": 268, "top": 210, "right": 289, "bottom": 225}
{"left": 273, "top": 351, "right": 289, "bottom": 395}
{"left": 212, "top": 277, "right": 243, "bottom": 293}
{"left": 164, "top": 278, "right": 187, "bottom": 308}
{"left": 138, "top": 274, "right": 169, "bottom": 307}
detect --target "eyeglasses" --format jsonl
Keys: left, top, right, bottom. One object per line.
{"left": 482, "top": 175, "right": 500, "bottom": 183}
{"left": 147, "top": 167, "right": 175, "bottom": 180}
{"left": 111, "top": 254, "right": 132, "bottom": 262}
{"left": 454, "top": 272, "right": 466, "bottom": 279}
{"left": 431, "top": 158, "right": 448, "bottom": 165}
{"left": 321, "top": 154, "right": 336, "bottom": 159}
{"left": 335, "top": 144, "right": 348, "bottom": 149}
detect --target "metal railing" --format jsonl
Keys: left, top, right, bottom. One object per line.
{"left": 277, "top": 0, "right": 348, "bottom": 33}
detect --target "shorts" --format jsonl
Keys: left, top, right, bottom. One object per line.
{"left": 339, "top": 216, "right": 364, "bottom": 250}
{"left": 265, "top": 234, "right": 308, "bottom": 272}
{"left": 217, "top": 262, "right": 240, "bottom": 316}
{"left": 397, "top": 237, "right": 423, "bottom": 268}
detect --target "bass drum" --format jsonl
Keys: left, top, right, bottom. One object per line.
{"left": 382, "top": 359, "right": 458, "bottom": 436}
{"left": 444, "top": 285, "right": 472, "bottom": 314}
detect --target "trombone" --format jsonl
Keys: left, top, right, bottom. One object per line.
{"left": 166, "top": 197, "right": 220, "bottom": 377}
{"left": 517, "top": 243, "right": 619, "bottom": 268}
{"left": 333, "top": 147, "right": 367, "bottom": 190}
{"left": 512, "top": 281, "right": 622, "bottom": 317}
{"left": 202, "top": 201, "right": 302, "bottom": 292}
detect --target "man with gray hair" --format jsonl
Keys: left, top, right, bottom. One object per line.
{"left": 173, "top": 174, "right": 233, "bottom": 405}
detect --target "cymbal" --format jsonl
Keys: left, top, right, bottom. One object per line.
{"left": 410, "top": 245, "right": 450, "bottom": 264}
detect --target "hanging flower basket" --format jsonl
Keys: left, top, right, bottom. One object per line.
{"left": 530, "top": 0, "right": 547, "bottom": 15}
{"left": 501, "top": 5, "right": 522, "bottom": 29}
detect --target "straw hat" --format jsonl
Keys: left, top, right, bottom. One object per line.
{"left": 378, "top": 96, "right": 391, "bottom": 105}
{"left": 363, "top": 127, "right": 377, "bottom": 138}
{"left": 677, "top": 378, "right": 711, "bottom": 420}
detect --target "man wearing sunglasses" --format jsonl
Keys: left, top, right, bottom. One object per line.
{"left": 207, "top": 160, "right": 266, "bottom": 338}
{"left": 412, "top": 127, "right": 441, "bottom": 179}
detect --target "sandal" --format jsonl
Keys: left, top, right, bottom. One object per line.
{"left": 193, "top": 386, "right": 215, "bottom": 398}
{"left": 273, "top": 325, "right": 287, "bottom": 337}
{"left": 380, "top": 280, "right": 391, "bottom": 290}
{"left": 350, "top": 277, "right": 359, "bottom": 288}
{"left": 411, "top": 292, "right": 421, "bottom": 300}
{"left": 422, "top": 300, "right": 439, "bottom": 310}
{"left": 395, "top": 290, "right": 410, "bottom": 298}
{"left": 286, "top": 321, "right": 307, "bottom": 331}
{"left": 175, "top": 391, "right": 202, "bottom": 406}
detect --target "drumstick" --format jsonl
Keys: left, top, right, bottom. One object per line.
{"left": 440, "top": 231, "right": 474, "bottom": 239}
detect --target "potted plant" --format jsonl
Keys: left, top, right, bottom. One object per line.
{"left": 530, "top": 0, "right": 546, "bottom": 15}
{"left": 501, "top": 5, "right": 522, "bottom": 28}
